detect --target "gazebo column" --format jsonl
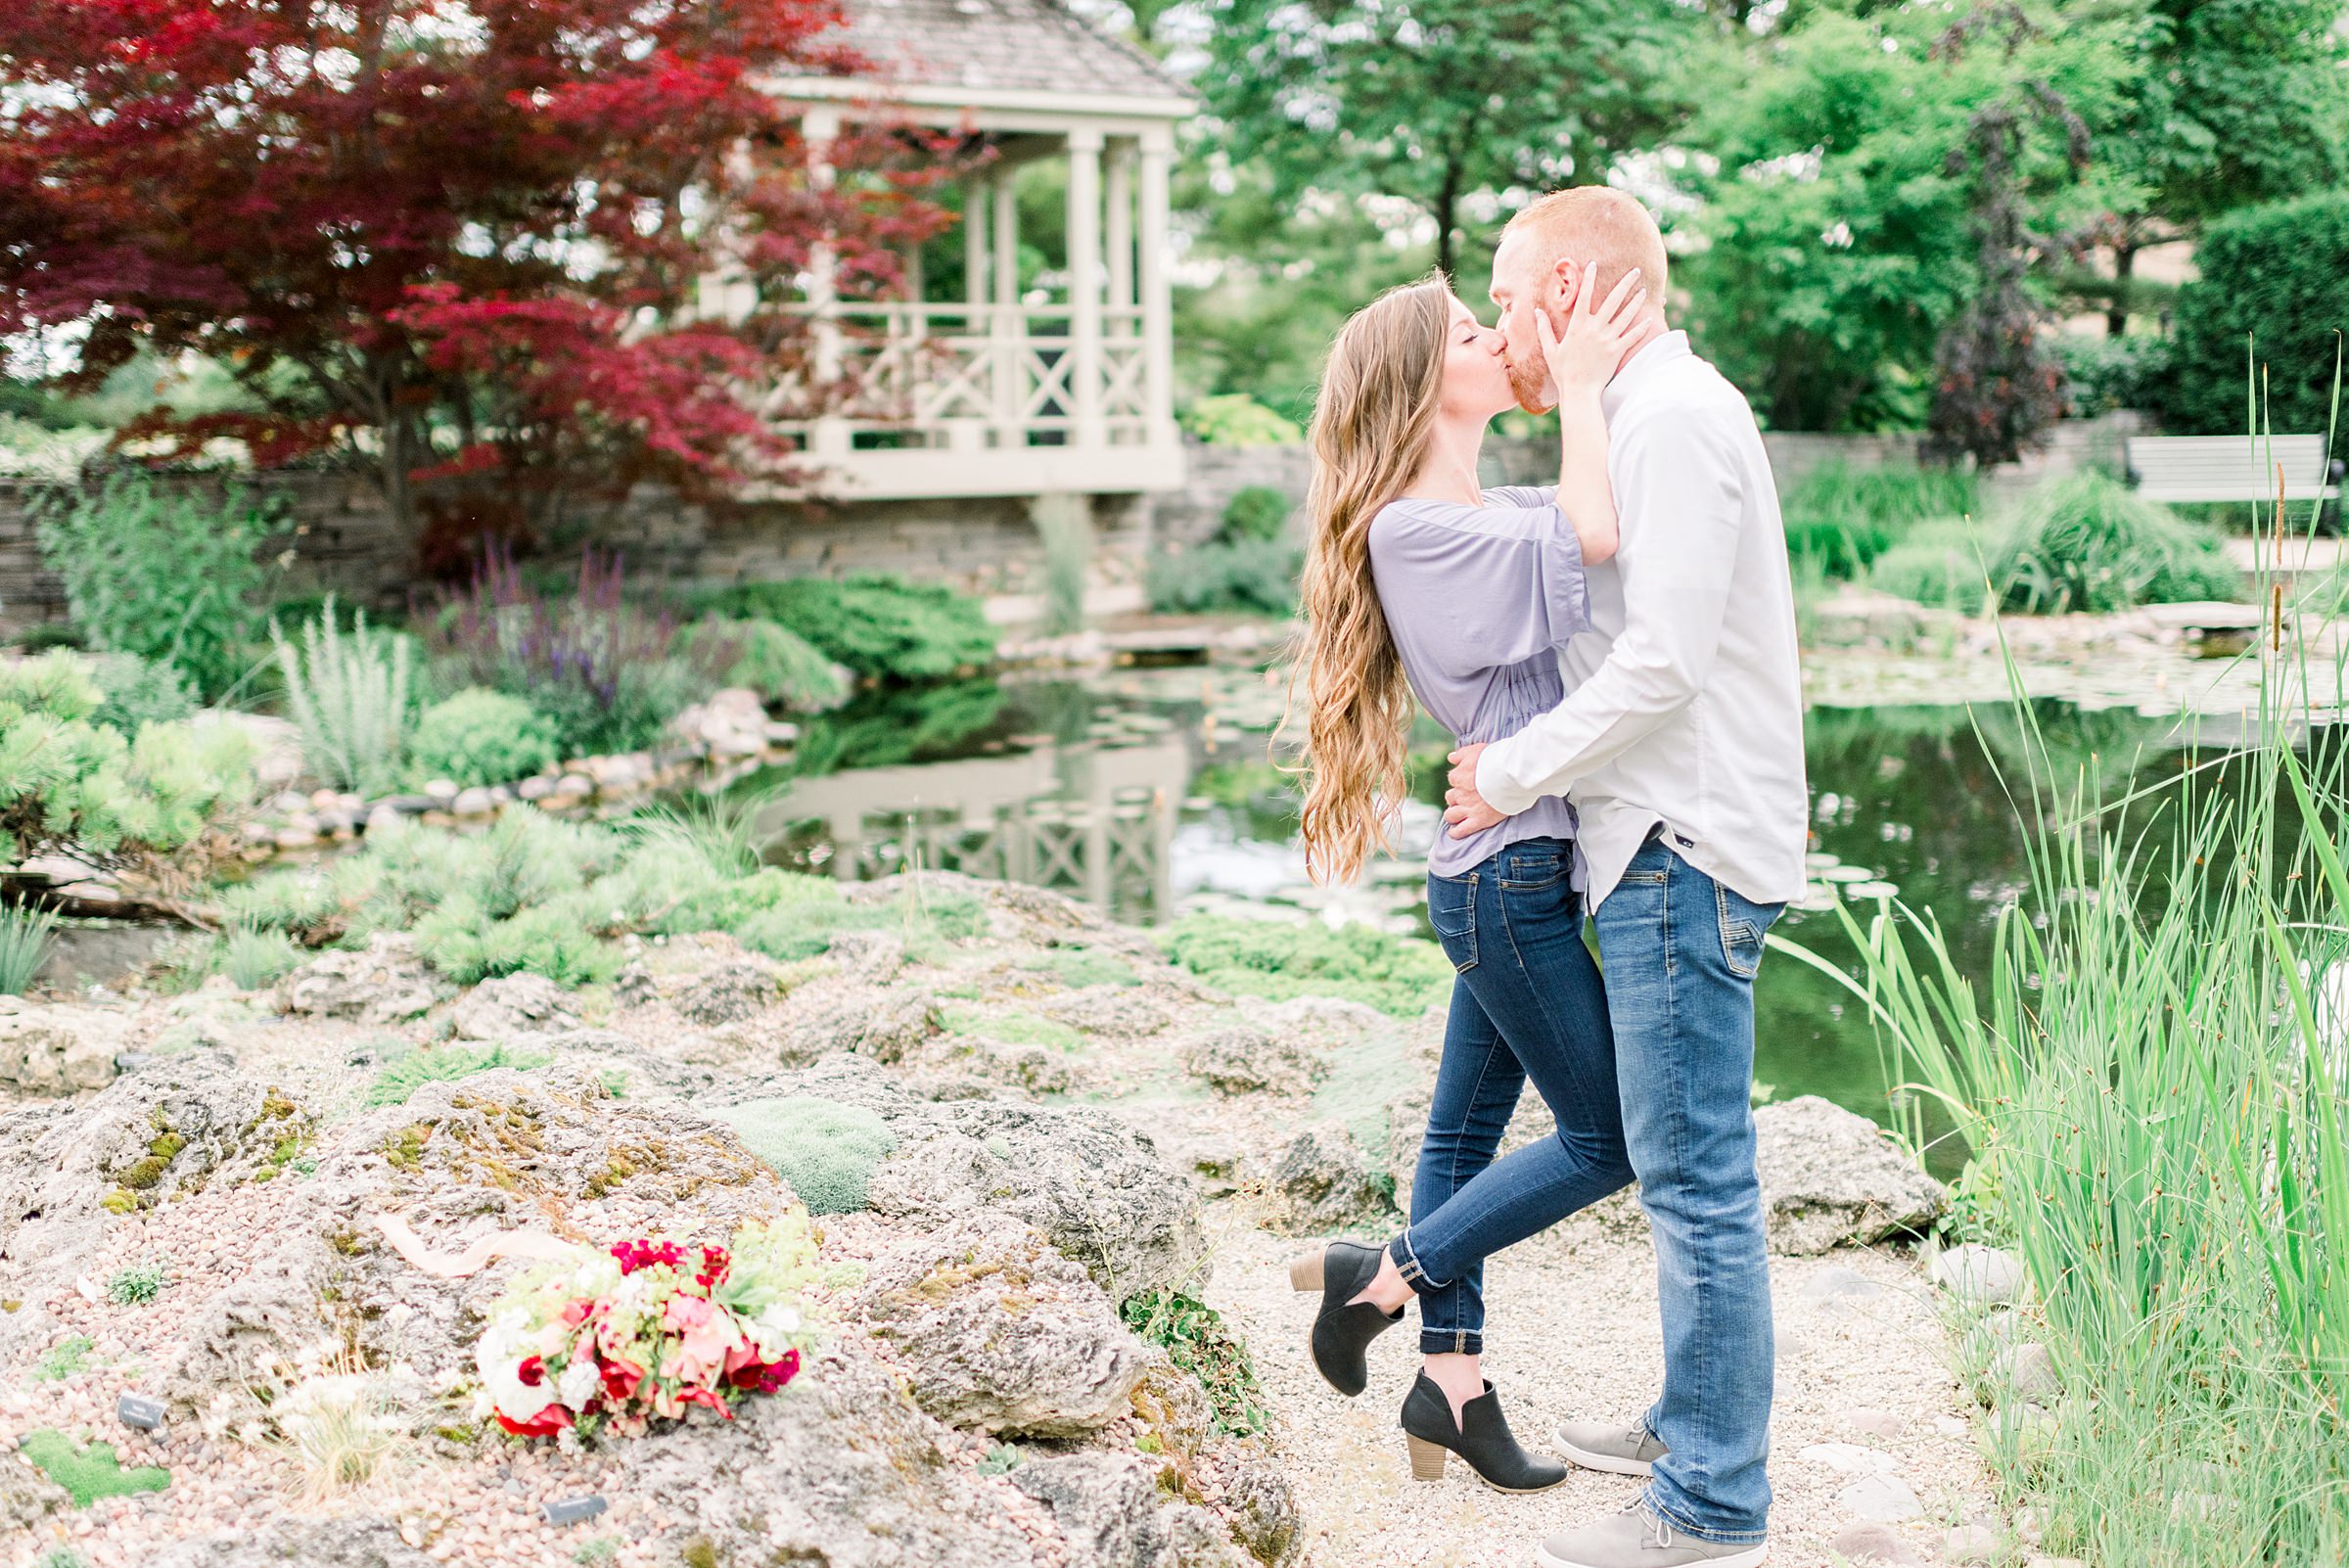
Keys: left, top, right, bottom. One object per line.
{"left": 945, "top": 173, "right": 992, "bottom": 454}
{"left": 1136, "top": 126, "right": 1177, "bottom": 449}
{"left": 804, "top": 105, "right": 851, "bottom": 462}
{"left": 1066, "top": 125, "right": 1106, "bottom": 450}
{"left": 1106, "top": 140, "right": 1134, "bottom": 318}
{"left": 991, "top": 170, "right": 1022, "bottom": 445}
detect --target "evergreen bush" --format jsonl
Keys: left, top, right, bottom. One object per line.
{"left": 705, "top": 575, "right": 996, "bottom": 683}
{"left": 1868, "top": 519, "right": 1999, "bottom": 611}
{"left": 1180, "top": 393, "right": 1304, "bottom": 447}
{"left": 2154, "top": 192, "right": 2349, "bottom": 438}
{"left": 1219, "top": 485, "right": 1295, "bottom": 543}
{"left": 1145, "top": 536, "right": 1301, "bottom": 618}
{"left": 676, "top": 618, "right": 849, "bottom": 712}
{"left": 407, "top": 689, "right": 562, "bottom": 789}
{"left": 714, "top": 1097, "right": 898, "bottom": 1215}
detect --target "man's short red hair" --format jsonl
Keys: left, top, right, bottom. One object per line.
{"left": 1500, "top": 187, "right": 1669, "bottom": 305}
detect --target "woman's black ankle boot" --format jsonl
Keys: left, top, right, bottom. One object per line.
{"left": 1286, "top": 1240, "right": 1403, "bottom": 1397}
{"left": 1400, "top": 1374, "right": 1568, "bottom": 1493}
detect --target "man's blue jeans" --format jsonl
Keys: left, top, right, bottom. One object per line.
{"left": 1395, "top": 830, "right": 1782, "bottom": 1544}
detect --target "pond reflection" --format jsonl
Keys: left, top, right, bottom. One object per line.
{"left": 729, "top": 672, "right": 2246, "bottom": 1163}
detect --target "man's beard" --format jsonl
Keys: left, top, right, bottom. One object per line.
{"left": 1504, "top": 347, "right": 1553, "bottom": 416}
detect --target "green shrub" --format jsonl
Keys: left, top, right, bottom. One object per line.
{"left": 411, "top": 897, "right": 617, "bottom": 987}
{"left": 706, "top": 575, "right": 996, "bottom": 683}
{"left": 0, "top": 652, "right": 257, "bottom": 866}
{"left": 677, "top": 618, "right": 849, "bottom": 712}
{"left": 18, "top": 1429, "right": 169, "bottom": 1508}
{"left": 218, "top": 925, "right": 302, "bottom": 991}
{"left": 1991, "top": 472, "right": 2243, "bottom": 615}
{"left": 2053, "top": 333, "right": 2174, "bottom": 420}
{"left": 106, "top": 1264, "right": 167, "bottom": 1306}
{"left": 660, "top": 867, "right": 840, "bottom": 939}
{"left": 714, "top": 1097, "right": 898, "bottom": 1215}
{"left": 1868, "top": 519, "right": 1998, "bottom": 611}
{"left": 273, "top": 603, "right": 414, "bottom": 796}
{"left": 407, "top": 689, "right": 561, "bottom": 789}
{"left": 0, "top": 905, "right": 57, "bottom": 994}
{"left": 1780, "top": 461, "right": 1981, "bottom": 581}
{"left": 1180, "top": 393, "right": 1304, "bottom": 448}
{"left": 84, "top": 653, "right": 196, "bottom": 732}
{"left": 1121, "top": 1288, "right": 1271, "bottom": 1436}
{"left": 1160, "top": 915, "right": 1453, "bottom": 1017}
{"left": 34, "top": 471, "right": 279, "bottom": 701}
{"left": 779, "top": 681, "right": 1007, "bottom": 779}
{"left": 364, "top": 1041, "right": 554, "bottom": 1108}
{"left": 2154, "top": 191, "right": 2349, "bottom": 438}
{"left": 1146, "top": 537, "right": 1301, "bottom": 617}
{"left": 1219, "top": 485, "right": 1294, "bottom": 543}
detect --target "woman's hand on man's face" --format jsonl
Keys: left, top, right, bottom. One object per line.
{"left": 1535, "top": 259, "right": 1647, "bottom": 397}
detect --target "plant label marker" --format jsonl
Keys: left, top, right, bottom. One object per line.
{"left": 115, "top": 1394, "right": 166, "bottom": 1430}
{"left": 542, "top": 1495, "right": 607, "bottom": 1528}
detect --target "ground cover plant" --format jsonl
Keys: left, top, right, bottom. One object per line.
{"left": 1121, "top": 1287, "right": 1272, "bottom": 1436}
{"left": 1159, "top": 914, "right": 1451, "bottom": 1017}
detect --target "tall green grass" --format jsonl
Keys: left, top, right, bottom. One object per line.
{"left": 1783, "top": 404, "right": 2349, "bottom": 1561}
{"left": 1782, "top": 459, "right": 1980, "bottom": 580}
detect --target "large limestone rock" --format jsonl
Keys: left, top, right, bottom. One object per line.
{"left": 1013, "top": 1452, "right": 1249, "bottom": 1568}
{"left": 1183, "top": 1027, "right": 1322, "bottom": 1096}
{"left": 769, "top": 978, "right": 942, "bottom": 1066}
{"left": 1257, "top": 1127, "right": 1400, "bottom": 1237}
{"left": 860, "top": 1212, "right": 1146, "bottom": 1437}
{"left": 276, "top": 934, "right": 443, "bottom": 1025}
{"left": 868, "top": 1098, "right": 1210, "bottom": 1298}
{"left": 0, "top": 998, "right": 127, "bottom": 1091}
{"left": 1754, "top": 1095, "right": 1946, "bottom": 1255}
{"left": 448, "top": 973, "right": 577, "bottom": 1040}
{"left": 610, "top": 1342, "right": 1036, "bottom": 1568}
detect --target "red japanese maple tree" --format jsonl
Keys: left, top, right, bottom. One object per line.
{"left": 0, "top": 0, "right": 955, "bottom": 552}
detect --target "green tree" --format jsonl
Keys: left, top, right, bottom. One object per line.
{"left": 1681, "top": 2, "right": 2125, "bottom": 433}
{"left": 2090, "top": 0, "right": 2349, "bottom": 335}
{"left": 1198, "top": 0, "right": 1711, "bottom": 279}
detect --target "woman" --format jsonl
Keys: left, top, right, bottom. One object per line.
{"left": 1281, "top": 266, "right": 1647, "bottom": 1492}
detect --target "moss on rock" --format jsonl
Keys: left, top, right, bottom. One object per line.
{"left": 715, "top": 1097, "right": 898, "bottom": 1215}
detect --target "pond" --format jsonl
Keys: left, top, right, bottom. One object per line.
{"left": 731, "top": 666, "right": 2219, "bottom": 1169}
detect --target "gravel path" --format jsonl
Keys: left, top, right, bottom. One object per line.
{"left": 1205, "top": 1207, "right": 1989, "bottom": 1567}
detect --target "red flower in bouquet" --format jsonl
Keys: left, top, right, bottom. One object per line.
{"left": 612, "top": 1239, "right": 687, "bottom": 1275}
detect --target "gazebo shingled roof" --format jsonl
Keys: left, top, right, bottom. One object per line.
{"left": 832, "top": 0, "right": 1193, "bottom": 105}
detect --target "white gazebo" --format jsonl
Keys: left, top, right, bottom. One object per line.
{"left": 720, "top": 0, "right": 1195, "bottom": 501}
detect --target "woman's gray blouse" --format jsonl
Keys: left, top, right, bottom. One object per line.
{"left": 1365, "top": 484, "right": 1590, "bottom": 879}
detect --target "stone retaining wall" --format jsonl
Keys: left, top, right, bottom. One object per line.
{"left": 0, "top": 414, "right": 2142, "bottom": 630}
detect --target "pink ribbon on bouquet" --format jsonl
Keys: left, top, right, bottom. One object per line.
{"left": 367, "top": 1212, "right": 583, "bottom": 1278}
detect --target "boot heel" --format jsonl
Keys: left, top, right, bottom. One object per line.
{"left": 1287, "top": 1251, "right": 1324, "bottom": 1292}
{"left": 1405, "top": 1435, "right": 1449, "bottom": 1482}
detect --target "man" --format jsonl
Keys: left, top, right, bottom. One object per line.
{"left": 1443, "top": 187, "right": 1808, "bottom": 1568}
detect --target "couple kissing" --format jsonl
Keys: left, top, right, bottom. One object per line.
{"left": 1282, "top": 187, "right": 1807, "bottom": 1568}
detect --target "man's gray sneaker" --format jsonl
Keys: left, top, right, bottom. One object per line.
{"left": 1536, "top": 1500, "right": 1767, "bottom": 1568}
{"left": 1554, "top": 1416, "right": 1670, "bottom": 1478}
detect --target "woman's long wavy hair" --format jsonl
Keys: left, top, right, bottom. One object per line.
{"left": 1283, "top": 276, "right": 1450, "bottom": 886}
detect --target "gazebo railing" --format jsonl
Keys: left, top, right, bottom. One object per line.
{"left": 757, "top": 300, "right": 1152, "bottom": 451}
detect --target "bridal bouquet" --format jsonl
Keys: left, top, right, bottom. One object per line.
{"left": 474, "top": 1215, "right": 820, "bottom": 1438}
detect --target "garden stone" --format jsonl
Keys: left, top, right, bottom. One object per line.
{"left": 276, "top": 934, "right": 444, "bottom": 1025}
{"left": 669, "top": 958, "right": 788, "bottom": 1026}
{"left": 1752, "top": 1095, "right": 1946, "bottom": 1254}
{"left": 608, "top": 1342, "right": 1034, "bottom": 1568}
{"left": 449, "top": 973, "right": 579, "bottom": 1041}
{"left": 0, "top": 999, "right": 128, "bottom": 1092}
{"left": 1839, "top": 1474, "right": 1924, "bottom": 1522}
{"left": 858, "top": 1211, "right": 1145, "bottom": 1436}
{"left": 1012, "top": 1452, "right": 1250, "bottom": 1568}
{"left": 1253, "top": 994, "right": 1387, "bottom": 1051}
{"left": 1043, "top": 985, "right": 1175, "bottom": 1037}
{"left": 167, "top": 1229, "right": 336, "bottom": 1405}
{"left": 1257, "top": 1126, "right": 1399, "bottom": 1237}
{"left": 1829, "top": 1523, "right": 1922, "bottom": 1565}
{"left": 1991, "top": 1342, "right": 2059, "bottom": 1403}
{"left": 1931, "top": 1243, "right": 2027, "bottom": 1307}
{"left": 868, "top": 1098, "right": 1210, "bottom": 1298}
{"left": 769, "top": 979, "right": 940, "bottom": 1066}
{"left": 1222, "top": 1461, "right": 1305, "bottom": 1567}
{"left": 422, "top": 778, "right": 458, "bottom": 804}
{"left": 516, "top": 776, "right": 555, "bottom": 802}
{"left": 1183, "top": 1026, "right": 1321, "bottom": 1095}
{"left": 1944, "top": 1524, "right": 1999, "bottom": 1563}
{"left": 153, "top": 1515, "right": 436, "bottom": 1568}
{"left": 0, "top": 1449, "right": 69, "bottom": 1533}
{"left": 449, "top": 786, "right": 494, "bottom": 816}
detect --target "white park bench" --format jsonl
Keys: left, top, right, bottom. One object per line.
{"left": 2123, "top": 434, "right": 2343, "bottom": 508}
